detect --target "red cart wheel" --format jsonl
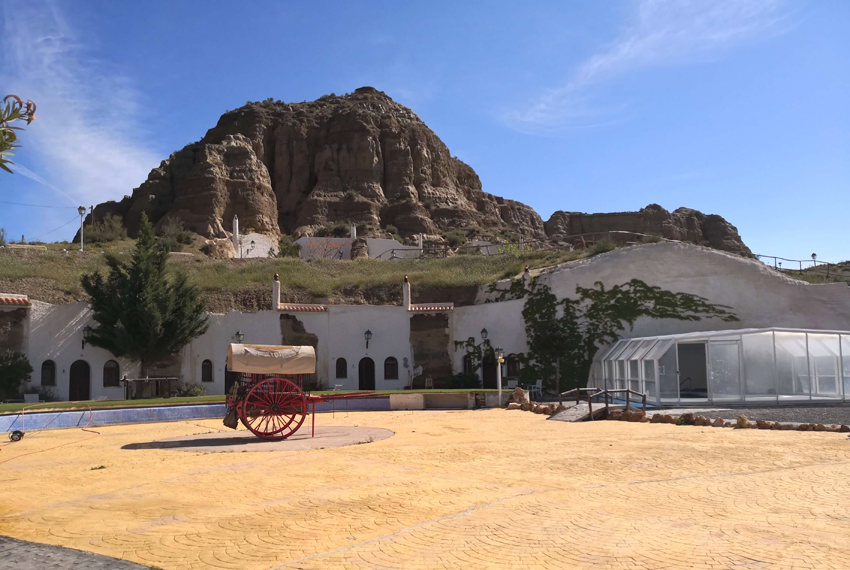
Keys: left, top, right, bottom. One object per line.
{"left": 240, "top": 377, "right": 306, "bottom": 441}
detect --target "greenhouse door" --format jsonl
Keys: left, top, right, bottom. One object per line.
{"left": 677, "top": 343, "right": 708, "bottom": 401}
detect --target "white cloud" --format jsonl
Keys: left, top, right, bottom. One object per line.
{"left": 507, "top": 0, "right": 790, "bottom": 132}
{"left": 0, "top": 1, "right": 159, "bottom": 206}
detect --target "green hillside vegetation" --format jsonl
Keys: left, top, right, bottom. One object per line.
{"left": 0, "top": 238, "right": 586, "bottom": 309}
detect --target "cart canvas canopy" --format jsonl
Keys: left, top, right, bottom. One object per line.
{"left": 226, "top": 344, "right": 316, "bottom": 375}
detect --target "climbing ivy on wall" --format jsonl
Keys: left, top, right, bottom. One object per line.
{"left": 516, "top": 278, "right": 739, "bottom": 393}
{"left": 452, "top": 337, "right": 495, "bottom": 373}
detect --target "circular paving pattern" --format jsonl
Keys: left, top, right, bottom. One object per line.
{"left": 134, "top": 425, "right": 394, "bottom": 453}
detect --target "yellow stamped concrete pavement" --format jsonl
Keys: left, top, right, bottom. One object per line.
{"left": 2, "top": 410, "right": 850, "bottom": 569}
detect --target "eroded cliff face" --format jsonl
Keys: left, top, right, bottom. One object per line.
{"left": 91, "top": 87, "right": 546, "bottom": 241}
{"left": 86, "top": 88, "right": 752, "bottom": 256}
{"left": 544, "top": 204, "right": 753, "bottom": 257}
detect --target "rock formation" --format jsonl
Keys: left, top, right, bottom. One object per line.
{"left": 83, "top": 87, "right": 752, "bottom": 256}
{"left": 544, "top": 204, "right": 753, "bottom": 257}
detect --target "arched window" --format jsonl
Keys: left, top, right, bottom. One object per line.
{"left": 336, "top": 358, "right": 347, "bottom": 378}
{"left": 103, "top": 360, "right": 120, "bottom": 387}
{"left": 463, "top": 354, "right": 475, "bottom": 375}
{"left": 202, "top": 359, "right": 214, "bottom": 383}
{"left": 384, "top": 357, "right": 399, "bottom": 380}
{"left": 41, "top": 360, "right": 56, "bottom": 386}
{"left": 506, "top": 354, "right": 521, "bottom": 377}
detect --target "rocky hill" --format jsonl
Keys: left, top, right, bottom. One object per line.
{"left": 85, "top": 87, "right": 752, "bottom": 256}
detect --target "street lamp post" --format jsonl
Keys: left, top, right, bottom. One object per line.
{"left": 77, "top": 206, "right": 86, "bottom": 251}
{"left": 495, "top": 347, "right": 504, "bottom": 405}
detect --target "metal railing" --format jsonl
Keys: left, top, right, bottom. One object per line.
{"left": 756, "top": 254, "right": 849, "bottom": 278}
{"left": 559, "top": 388, "right": 647, "bottom": 421}
{"left": 374, "top": 231, "right": 667, "bottom": 260}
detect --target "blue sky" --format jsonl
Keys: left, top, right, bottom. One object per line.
{"left": 1, "top": 0, "right": 848, "bottom": 261}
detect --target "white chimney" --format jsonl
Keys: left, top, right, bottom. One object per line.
{"left": 232, "top": 215, "right": 240, "bottom": 257}
{"left": 403, "top": 275, "right": 411, "bottom": 309}
{"left": 350, "top": 222, "right": 357, "bottom": 240}
{"left": 272, "top": 273, "right": 280, "bottom": 310}
{"left": 418, "top": 233, "right": 423, "bottom": 249}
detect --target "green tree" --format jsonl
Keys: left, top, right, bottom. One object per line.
{"left": 81, "top": 213, "right": 209, "bottom": 376}
{"left": 0, "top": 350, "right": 33, "bottom": 399}
{"left": 519, "top": 278, "right": 739, "bottom": 392}
{"left": 1, "top": 95, "right": 36, "bottom": 174}
{"left": 276, "top": 235, "right": 301, "bottom": 258}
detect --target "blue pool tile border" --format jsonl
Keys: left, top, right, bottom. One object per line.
{"left": 0, "top": 396, "right": 390, "bottom": 433}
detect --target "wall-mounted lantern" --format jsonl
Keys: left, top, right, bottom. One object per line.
{"left": 82, "top": 324, "right": 93, "bottom": 349}
{"left": 365, "top": 329, "right": 373, "bottom": 349}
{"left": 480, "top": 328, "right": 488, "bottom": 341}
{"left": 234, "top": 330, "right": 245, "bottom": 343}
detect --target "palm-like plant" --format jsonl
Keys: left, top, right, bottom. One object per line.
{"left": 1, "top": 95, "right": 37, "bottom": 174}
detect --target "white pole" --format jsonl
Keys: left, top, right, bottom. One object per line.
{"left": 497, "top": 356, "right": 502, "bottom": 405}
{"left": 78, "top": 206, "right": 85, "bottom": 252}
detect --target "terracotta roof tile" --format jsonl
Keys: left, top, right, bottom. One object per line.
{"left": 278, "top": 303, "right": 328, "bottom": 312}
{"left": 408, "top": 303, "right": 454, "bottom": 312}
{"left": 0, "top": 294, "right": 30, "bottom": 306}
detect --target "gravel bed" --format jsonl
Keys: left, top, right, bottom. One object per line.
{"left": 664, "top": 406, "right": 850, "bottom": 426}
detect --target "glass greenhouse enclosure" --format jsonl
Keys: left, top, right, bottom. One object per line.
{"left": 595, "top": 328, "right": 850, "bottom": 405}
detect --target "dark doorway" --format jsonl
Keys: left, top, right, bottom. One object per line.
{"left": 69, "top": 360, "right": 91, "bottom": 401}
{"left": 482, "top": 355, "right": 497, "bottom": 389}
{"left": 677, "top": 343, "right": 708, "bottom": 399}
{"left": 224, "top": 368, "right": 239, "bottom": 395}
{"left": 359, "top": 358, "right": 375, "bottom": 390}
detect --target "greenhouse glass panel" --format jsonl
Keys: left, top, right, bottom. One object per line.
{"left": 616, "top": 360, "right": 627, "bottom": 390}
{"left": 743, "top": 332, "right": 776, "bottom": 402}
{"left": 678, "top": 343, "right": 708, "bottom": 400}
{"left": 605, "top": 340, "right": 631, "bottom": 362}
{"left": 643, "top": 360, "right": 657, "bottom": 402}
{"left": 842, "top": 335, "right": 850, "bottom": 401}
{"left": 632, "top": 339, "right": 658, "bottom": 361}
{"left": 808, "top": 334, "right": 841, "bottom": 399}
{"left": 645, "top": 339, "right": 674, "bottom": 361}
{"left": 709, "top": 340, "right": 741, "bottom": 402}
{"left": 775, "top": 332, "right": 810, "bottom": 401}
{"left": 658, "top": 343, "right": 678, "bottom": 402}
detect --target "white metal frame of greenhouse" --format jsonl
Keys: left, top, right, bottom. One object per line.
{"left": 595, "top": 328, "right": 850, "bottom": 406}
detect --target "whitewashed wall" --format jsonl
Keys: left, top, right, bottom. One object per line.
{"left": 26, "top": 301, "right": 138, "bottom": 400}
{"left": 450, "top": 299, "right": 528, "bottom": 382}
{"left": 326, "top": 306, "right": 413, "bottom": 390}
{"left": 365, "top": 238, "right": 420, "bottom": 259}
{"left": 531, "top": 243, "right": 850, "bottom": 337}
{"left": 179, "top": 305, "right": 413, "bottom": 394}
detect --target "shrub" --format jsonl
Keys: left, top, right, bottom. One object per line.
{"left": 85, "top": 214, "right": 127, "bottom": 244}
{"left": 175, "top": 382, "right": 207, "bottom": 397}
{"left": 277, "top": 235, "right": 301, "bottom": 258}
{"left": 642, "top": 234, "right": 663, "bottom": 244}
{"left": 200, "top": 241, "right": 218, "bottom": 257}
{"left": 449, "top": 372, "right": 481, "bottom": 389}
{"left": 587, "top": 239, "right": 616, "bottom": 255}
{"left": 159, "top": 218, "right": 194, "bottom": 252}
{"left": 385, "top": 224, "right": 399, "bottom": 235}
{"left": 0, "top": 350, "right": 32, "bottom": 399}
{"left": 331, "top": 223, "right": 349, "bottom": 238}
{"left": 314, "top": 226, "right": 332, "bottom": 237}
{"left": 444, "top": 230, "right": 467, "bottom": 248}
{"left": 0, "top": 227, "right": 6, "bottom": 247}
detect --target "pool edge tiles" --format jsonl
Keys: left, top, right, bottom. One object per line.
{"left": 0, "top": 397, "right": 391, "bottom": 433}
